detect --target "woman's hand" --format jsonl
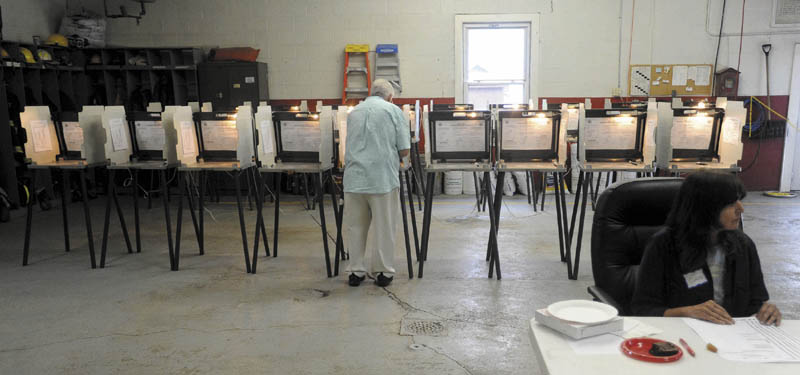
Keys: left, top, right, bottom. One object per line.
{"left": 756, "top": 302, "right": 781, "bottom": 326}
{"left": 665, "top": 300, "right": 734, "bottom": 324}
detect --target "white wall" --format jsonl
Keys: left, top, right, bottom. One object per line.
{"left": 1, "top": 0, "right": 66, "bottom": 42}
{"left": 85, "top": 0, "right": 800, "bottom": 100}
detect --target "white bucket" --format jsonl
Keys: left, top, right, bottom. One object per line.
{"left": 462, "top": 172, "right": 477, "bottom": 195}
{"left": 444, "top": 171, "right": 463, "bottom": 195}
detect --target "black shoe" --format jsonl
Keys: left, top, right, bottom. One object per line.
{"left": 348, "top": 273, "right": 365, "bottom": 287}
{"left": 376, "top": 273, "right": 393, "bottom": 287}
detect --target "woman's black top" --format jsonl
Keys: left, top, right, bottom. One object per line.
{"left": 631, "top": 228, "right": 769, "bottom": 317}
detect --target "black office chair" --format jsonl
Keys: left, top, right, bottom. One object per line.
{"left": 587, "top": 177, "right": 683, "bottom": 315}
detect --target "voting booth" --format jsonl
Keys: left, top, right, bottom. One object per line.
{"left": 127, "top": 110, "right": 178, "bottom": 166}
{"left": 656, "top": 98, "right": 745, "bottom": 173}
{"left": 20, "top": 106, "right": 112, "bottom": 269}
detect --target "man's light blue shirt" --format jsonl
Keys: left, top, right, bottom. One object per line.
{"left": 344, "top": 96, "right": 411, "bottom": 194}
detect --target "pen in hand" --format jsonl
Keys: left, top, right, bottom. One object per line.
{"left": 679, "top": 338, "right": 696, "bottom": 357}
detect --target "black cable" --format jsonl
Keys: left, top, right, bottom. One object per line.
{"left": 712, "top": 0, "right": 727, "bottom": 90}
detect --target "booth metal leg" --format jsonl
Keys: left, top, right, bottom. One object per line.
{"left": 251, "top": 169, "right": 270, "bottom": 274}
{"left": 273, "top": 172, "right": 281, "bottom": 258}
{"left": 233, "top": 171, "right": 252, "bottom": 273}
{"left": 567, "top": 171, "right": 585, "bottom": 251}
{"left": 184, "top": 171, "right": 202, "bottom": 254}
{"left": 199, "top": 171, "right": 205, "bottom": 255}
{"left": 79, "top": 169, "right": 97, "bottom": 269}
{"left": 174, "top": 170, "right": 186, "bottom": 270}
{"left": 566, "top": 171, "right": 591, "bottom": 280}
{"left": 554, "top": 172, "right": 567, "bottom": 262}
{"left": 133, "top": 169, "right": 141, "bottom": 253}
{"left": 487, "top": 171, "right": 503, "bottom": 280}
{"left": 558, "top": 171, "right": 571, "bottom": 262}
{"left": 399, "top": 170, "right": 414, "bottom": 279}
{"left": 22, "top": 169, "right": 38, "bottom": 266}
{"left": 101, "top": 170, "right": 115, "bottom": 268}
{"left": 331, "top": 176, "right": 343, "bottom": 276}
{"left": 61, "top": 169, "right": 70, "bottom": 252}
{"left": 525, "top": 170, "right": 532, "bottom": 205}
{"left": 405, "top": 169, "right": 420, "bottom": 260}
{"left": 160, "top": 170, "right": 176, "bottom": 271}
{"left": 314, "top": 172, "right": 333, "bottom": 278}
{"left": 417, "top": 172, "right": 435, "bottom": 278}
{"left": 540, "top": 172, "right": 547, "bottom": 211}
{"left": 472, "top": 172, "right": 481, "bottom": 211}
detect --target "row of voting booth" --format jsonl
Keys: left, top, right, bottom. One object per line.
{"left": 18, "top": 95, "right": 747, "bottom": 282}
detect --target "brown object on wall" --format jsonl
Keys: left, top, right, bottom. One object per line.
{"left": 715, "top": 68, "right": 740, "bottom": 97}
{"left": 210, "top": 47, "right": 260, "bottom": 62}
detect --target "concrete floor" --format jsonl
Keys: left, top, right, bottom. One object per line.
{"left": 0, "top": 189, "right": 799, "bottom": 374}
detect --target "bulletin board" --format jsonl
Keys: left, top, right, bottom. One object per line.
{"left": 629, "top": 64, "right": 713, "bottom": 97}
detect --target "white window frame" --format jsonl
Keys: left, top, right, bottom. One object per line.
{"left": 455, "top": 14, "right": 540, "bottom": 105}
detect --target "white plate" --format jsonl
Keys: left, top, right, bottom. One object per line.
{"left": 547, "top": 300, "right": 619, "bottom": 325}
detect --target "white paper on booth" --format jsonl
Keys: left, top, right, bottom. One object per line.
{"left": 672, "top": 116, "right": 714, "bottom": 149}
{"left": 30, "top": 120, "right": 53, "bottom": 152}
{"left": 201, "top": 120, "right": 238, "bottom": 151}
{"left": 259, "top": 120, "right": 274, "bottom": 154}
{"left": 134, "top": 120, "right": 165, "bottom": 151}
{"left": 179, "top": 121, "right": 196, "bottom": 156}
{"left": 684, "top": 317, "right": 800, "bottom": 363}
{"left": 280, "top": 120, "right": 320, "bottom": 152}
{"left": 584, "top": 117, "right": 637, "bottom": 150}
{"left": 672, "top": 65, "right": 688, "bottom": 86}
{"left": 566, "top": 109, "right": 579, "bottom": 131}
{"left": 435, "top": 120, "right": 485, "bottom": 152}
{"left": 109, "top": 118, "right": 129, "bottom": 151}
{"left": 722, "top": 117, "right": 741, "bottom": 143}
{"left": 62, "top": 121, "right": 84, "bottom": 152}
{"left": 501, "top": 117, "right": 553, "bottom": 150}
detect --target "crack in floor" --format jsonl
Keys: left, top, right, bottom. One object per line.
{"left": 381, "top": 287, "right": 512, "bottom": 329}
{"left": 423, "top": 344, "right": 474, "bottom": 375}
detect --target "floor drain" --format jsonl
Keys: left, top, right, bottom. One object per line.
{"left": 400, "top": 319, "right": 447, "bottom": 337}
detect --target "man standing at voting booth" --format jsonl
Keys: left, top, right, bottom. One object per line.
{"left": 344, "top": 79, "right": 410, "bottom": 287}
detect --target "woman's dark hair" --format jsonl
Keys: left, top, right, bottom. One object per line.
{"left": 666, "top": 171, "right": 746, "bottom": 270}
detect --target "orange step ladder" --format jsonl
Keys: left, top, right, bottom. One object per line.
{"left": 342, "top": 44, "right": 371, "bottom": 104}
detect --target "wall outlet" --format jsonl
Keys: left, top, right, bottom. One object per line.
{"left": 611, "top": 87, "right": 622, "bottom": 97}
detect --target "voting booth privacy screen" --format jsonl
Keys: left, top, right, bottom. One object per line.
{"left": 195, "top": 112, "right": 239, "bottom": 161}
{"left": 128, "top": 111, "right": 166, "bottom": 161}
{"left": 498, "top": 110, "right": 561, "bottom": 162}
{"left": 432, "top": 104, "right": 474, "bottom": 111}
{"left": 55, "top": 112, "right": 82, "bottom": 160}
{"left": 429, "top": 110, "right": 491, "bottom": 162}
{"left": 272, "top": 111, "right": 322, "bottom": 163}
{"left": 670, "top": 108, "right": 724, "bottom": 162}
{"left": 582, "top": 109, "right": 647, "bottom": 162}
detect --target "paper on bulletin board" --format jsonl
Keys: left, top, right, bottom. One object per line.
{"left": 109, "top": 118, "right": 129, "bottom": 152}
{"left": 584, "top": 117, "right": 637, "bottom": 150}
{"left": 259, "top": 120, "right": 274, "bottom": 154}
{"left": 435, "top": 120, "right": 485, "bottom": 152}
{"left": 501, "top": 118, "right": 553, "bottom": 150}
{"left": 62, "top": 121, "right": 84, "bottom": 152}
{"left": 280, "top": 120, "right": 320, "bottom": 152}
{"left": 30, "top": 120, "right": 53, "bottom": 152}
{"left": 179, "top": 121, "right": 196, "bottom": 156}
{"left": 134, "top": 121, "right": 165, "bottom": 151}
{"left": 201, "top": 120, "right": 238, "bottom": 151}
{"left": 722, "top": 117, "right": 742, "bottom": 143}
{"left": 672, "top": 116, "right": 714, "bottom": 149}
{"left": 672, "top": 65, "right": 688, "bottom": 86}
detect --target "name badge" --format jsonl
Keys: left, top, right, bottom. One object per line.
{"left": 683, "top": 269, "right": 708, "bottom": 288}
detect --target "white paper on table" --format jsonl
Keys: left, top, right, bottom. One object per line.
{"left": 722, "top": 117, "right": 741, "bottom": 144}
{"left": 134, "top": 120, "right": 165, "bottom": 151}
{"left": 672, "top": 65, "right": 688, "bottom": 86}
{"left": 280, "top": 120, "right": 320, "bottom": 152}
{"left": 259, "top": 120, "right": 274, "bottom": 154}
{"left": 30, "top": 120, "right": 53, "bottom": 152}
{"left": 566, "top": 108, "right": 579, "bottom": 131}
{"left": 62, "top": 121, "right": 84, "bottom": 152}
{"left": 179, "top": 121, "right": 196, "bottom": 156}
{"left": 695, "top": 66, "right": 711, "bottom": 86}
{"left": 568, "top": 318, "right": 652, "bottom": 355}
{"left": 684, "top": 317, "right": 800, "bottom": 363}
{"left": 584, "top": 117, "right": 637, "bottom": 150}
{"left": 671, "top": 116, "right": 714, "bottom": 150}
{"left": 201, "top": 120, "right": 238, "bottom": 151}
{"left": 109, "top": 118, "right": 129, "bottom": 152}
{"left": 434, "top": 120, "right": 485, "bottom": 152}
{"left": 501, "top": 117, "right": 553, "bottom": 150}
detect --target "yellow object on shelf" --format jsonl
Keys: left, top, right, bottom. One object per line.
{"left": 345, "top": 44, "right": 369, "bottom": 53}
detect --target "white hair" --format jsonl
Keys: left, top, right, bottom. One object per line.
{"left": 371, "top": 79, "right": 394, "bottom": 100}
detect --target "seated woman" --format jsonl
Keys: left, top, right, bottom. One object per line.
{"left": 631, "top": 171, "right": 781, "bottom": 325}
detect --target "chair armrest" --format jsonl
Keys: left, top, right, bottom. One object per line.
{"left": 587, "top": 285, "right": 624, "bottom": 314}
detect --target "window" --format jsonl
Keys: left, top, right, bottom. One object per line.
{"left": 456, "top": 15, "right": 539, "bottom": 110}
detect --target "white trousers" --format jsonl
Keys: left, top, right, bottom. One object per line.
{"left": 344, "top": 189, "right": 400, "bottom": 277}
